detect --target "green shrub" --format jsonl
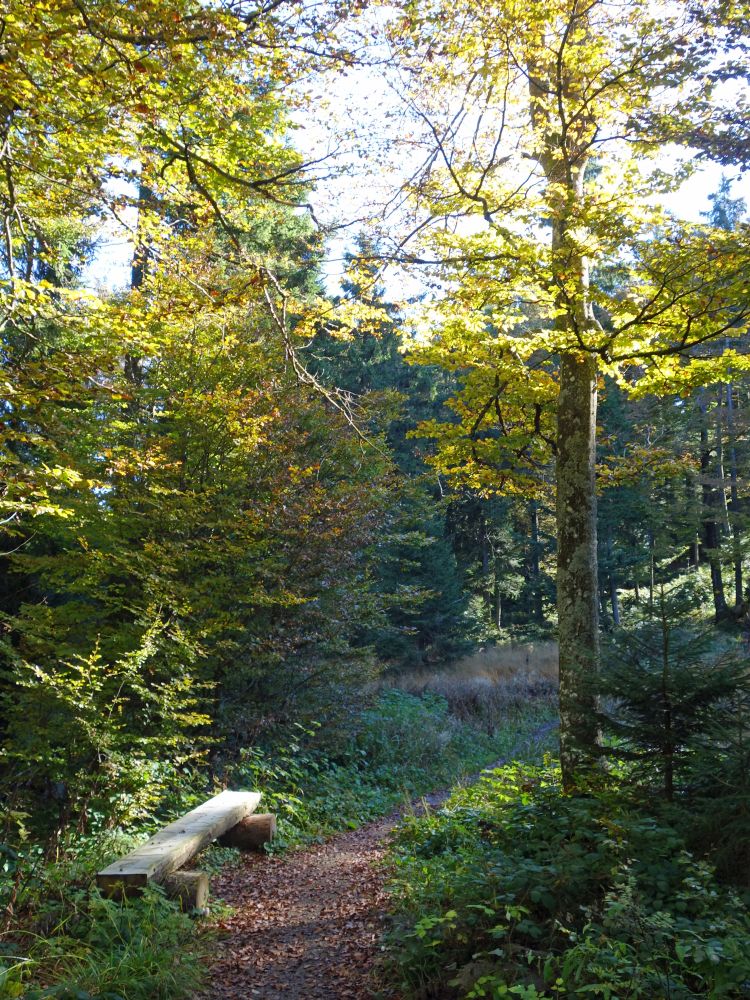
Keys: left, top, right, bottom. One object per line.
{"left": 0, "top": 624, "right": 211, "bottom": 840}
{"left": 385, "top": 761, "right": 750, "bottom": 999}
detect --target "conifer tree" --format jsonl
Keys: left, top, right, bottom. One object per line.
{"left": 311, "top": 237, "right": 475, "bottom": 667}
{"left": 602, "top": 580, "right": 747, "bottom": 804}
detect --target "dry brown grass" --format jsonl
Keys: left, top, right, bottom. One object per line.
{"left": 386, "top": 642, "right": 559, "bottom": 732}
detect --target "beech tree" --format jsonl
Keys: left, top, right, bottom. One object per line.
{"left": 0, "top": 0, "right": 393, "bottom": 822}
{"left": 383, "top": 0, "right": 750, "bottom": 783}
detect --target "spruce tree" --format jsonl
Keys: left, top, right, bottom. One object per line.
{"left": 601, "top": 579, "right": 747, "bottom": 802}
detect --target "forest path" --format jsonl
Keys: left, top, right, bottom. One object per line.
{"left": 199, "top": 719, "right": 558, "bottom": 1000}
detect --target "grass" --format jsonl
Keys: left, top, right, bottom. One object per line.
{"left": 387, "top": 642, "right": 558, "bottom": 733}
{"left": 0, "top": 877, "right": 204, "bottom": 1000}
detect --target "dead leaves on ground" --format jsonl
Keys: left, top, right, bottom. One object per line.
{"left": 199, "top": 818, "right": 399, "bottom": 999}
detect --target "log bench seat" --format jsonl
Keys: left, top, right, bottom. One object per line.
{"left": 97, "top": 789, "right": 274, "bottom": 903}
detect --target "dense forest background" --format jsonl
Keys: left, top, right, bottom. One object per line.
{"left": 2, "top": 1, "right": 750, "bottom": 997}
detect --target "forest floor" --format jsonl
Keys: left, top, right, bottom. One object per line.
{"left": 199, "top": 720, "right": 558, "bottom": 1000}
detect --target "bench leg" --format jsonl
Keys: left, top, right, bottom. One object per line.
{"left": 219, "top": 813, "right": 277, "bottom": 851}
{"left": 162, "top": 870, "right": 210, "bottom": 910}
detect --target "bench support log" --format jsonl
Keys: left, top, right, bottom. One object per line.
{"left": 220, "top": 813, "right": 277, "bottom": 851}
{"left": 163, "top": 870, "right": 209, "bottom": 910}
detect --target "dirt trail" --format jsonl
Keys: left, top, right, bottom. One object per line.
{"left": 199, "top": 815, "right": 398, "bottom": 999}
{"left": 200, "top": 721, "right": 558, "bottom": 1000}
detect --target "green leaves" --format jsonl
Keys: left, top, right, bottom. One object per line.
{"left": 385, "top": 0, "right": 750, "bottom": 497}
{"left": 385, "top": 760, "right": 750, "bottom": 999}
{"left": 2, "top": 623, "right": 212, "bottom": 830}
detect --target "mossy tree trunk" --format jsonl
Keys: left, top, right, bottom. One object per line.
{"left": 529, "top": 22, "right": 603, "bottom": 788}
{"left": 556, "top": 351, "right": 600, "bottom": 785}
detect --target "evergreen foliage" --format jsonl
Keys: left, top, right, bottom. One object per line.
{"left": 601, "top": 581, "right": 747, "bottom": 802}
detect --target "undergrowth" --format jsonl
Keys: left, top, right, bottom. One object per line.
{"left": 390, "top": 643, "right": 558, "bottom": 735}
{"left": 0, "top": 833, "right": 204, "bottom": 999}
{"left": 384, "top": 760, "right": 750, "bottom": 1000}
{"left": 1, "top": 689, "right": 555, "bottom": 999}
{"left": 227, "top": 691, "right": 556, "bottom": 851}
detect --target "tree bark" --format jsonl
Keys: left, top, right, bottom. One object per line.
{"left": 648, "top": 530, "right": 655, "bottom": 611}
{"left": 726, "top": 383, "right": 744, "bottom": 607}
{"left": 529, "top": 499, "right": 544, "bottom": 622}
{"left": 528, "top": 11, "right": 602, "bottom": 787}
{"left": 479, "top": 508, "right": 494, "bottom": 621}
{"left": 699, "top": 393, "right": 728, "bottom": 620}
{"left": 715, "top": 386, "right": 731, "bottom": 535}
{"left": 606, "top": 530, "right": 621, "bottom": 627}
{"left": 556, "top": 352, "right": 600, "bottom": 783}
{"left": 494, "top": 580, "right": 503, "bottom": 631}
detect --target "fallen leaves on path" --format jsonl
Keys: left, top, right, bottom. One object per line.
{"left": 199, "top": 816, "right": 400, "bottom": 1000}
{"left": 198, "top": 723, "right": 559, "bottom": 1000}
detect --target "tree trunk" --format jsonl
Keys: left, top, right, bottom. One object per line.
{"left": 529, "top": 31, "right": 601, "bottom": 788}
{"left": 556, "top": 352, "right": 600, "bottom": 784}
{"left": 648, "top": 530, "right": 655, "bottom": 612}
{"left": 494, "top": 579, "right": 503, "bottom": 631}
{"left": 715, "top": 386, "right": 731, "bottom": 534}
{"left": 609, "top": 575, "right": 620, "bottom": 627}
{"left": 529, "top": 499, "right": 544, "bottom": 622}
{"left": 598, "top": 579, "right": 609, "bottom": 625}
{"left": 480, "top": 508, "right": 493, "bottom": 620}
{"left": 130, "top": 178, "right": 151, "bottom": 292}
{"left": 606, "top": 530, "right": 620, "bottom": 627}
{"left": 726, "top": 383, "right": 744, "bottom": 607}
{"left": 699, "top": 393, "right": 728, "bottom": 620}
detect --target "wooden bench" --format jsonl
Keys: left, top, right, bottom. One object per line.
{"left": 97, "top": 790, "right": 275, "bottom": 905}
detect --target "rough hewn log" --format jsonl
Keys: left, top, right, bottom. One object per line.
{"left": 97, "top": 790, "right": 260, "bottom": 895}
{"left": 162, "top": 870, "right": 210, "bottom": 910}
{"left": 219, "top": 813, "right": 277, "bottom": 851}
